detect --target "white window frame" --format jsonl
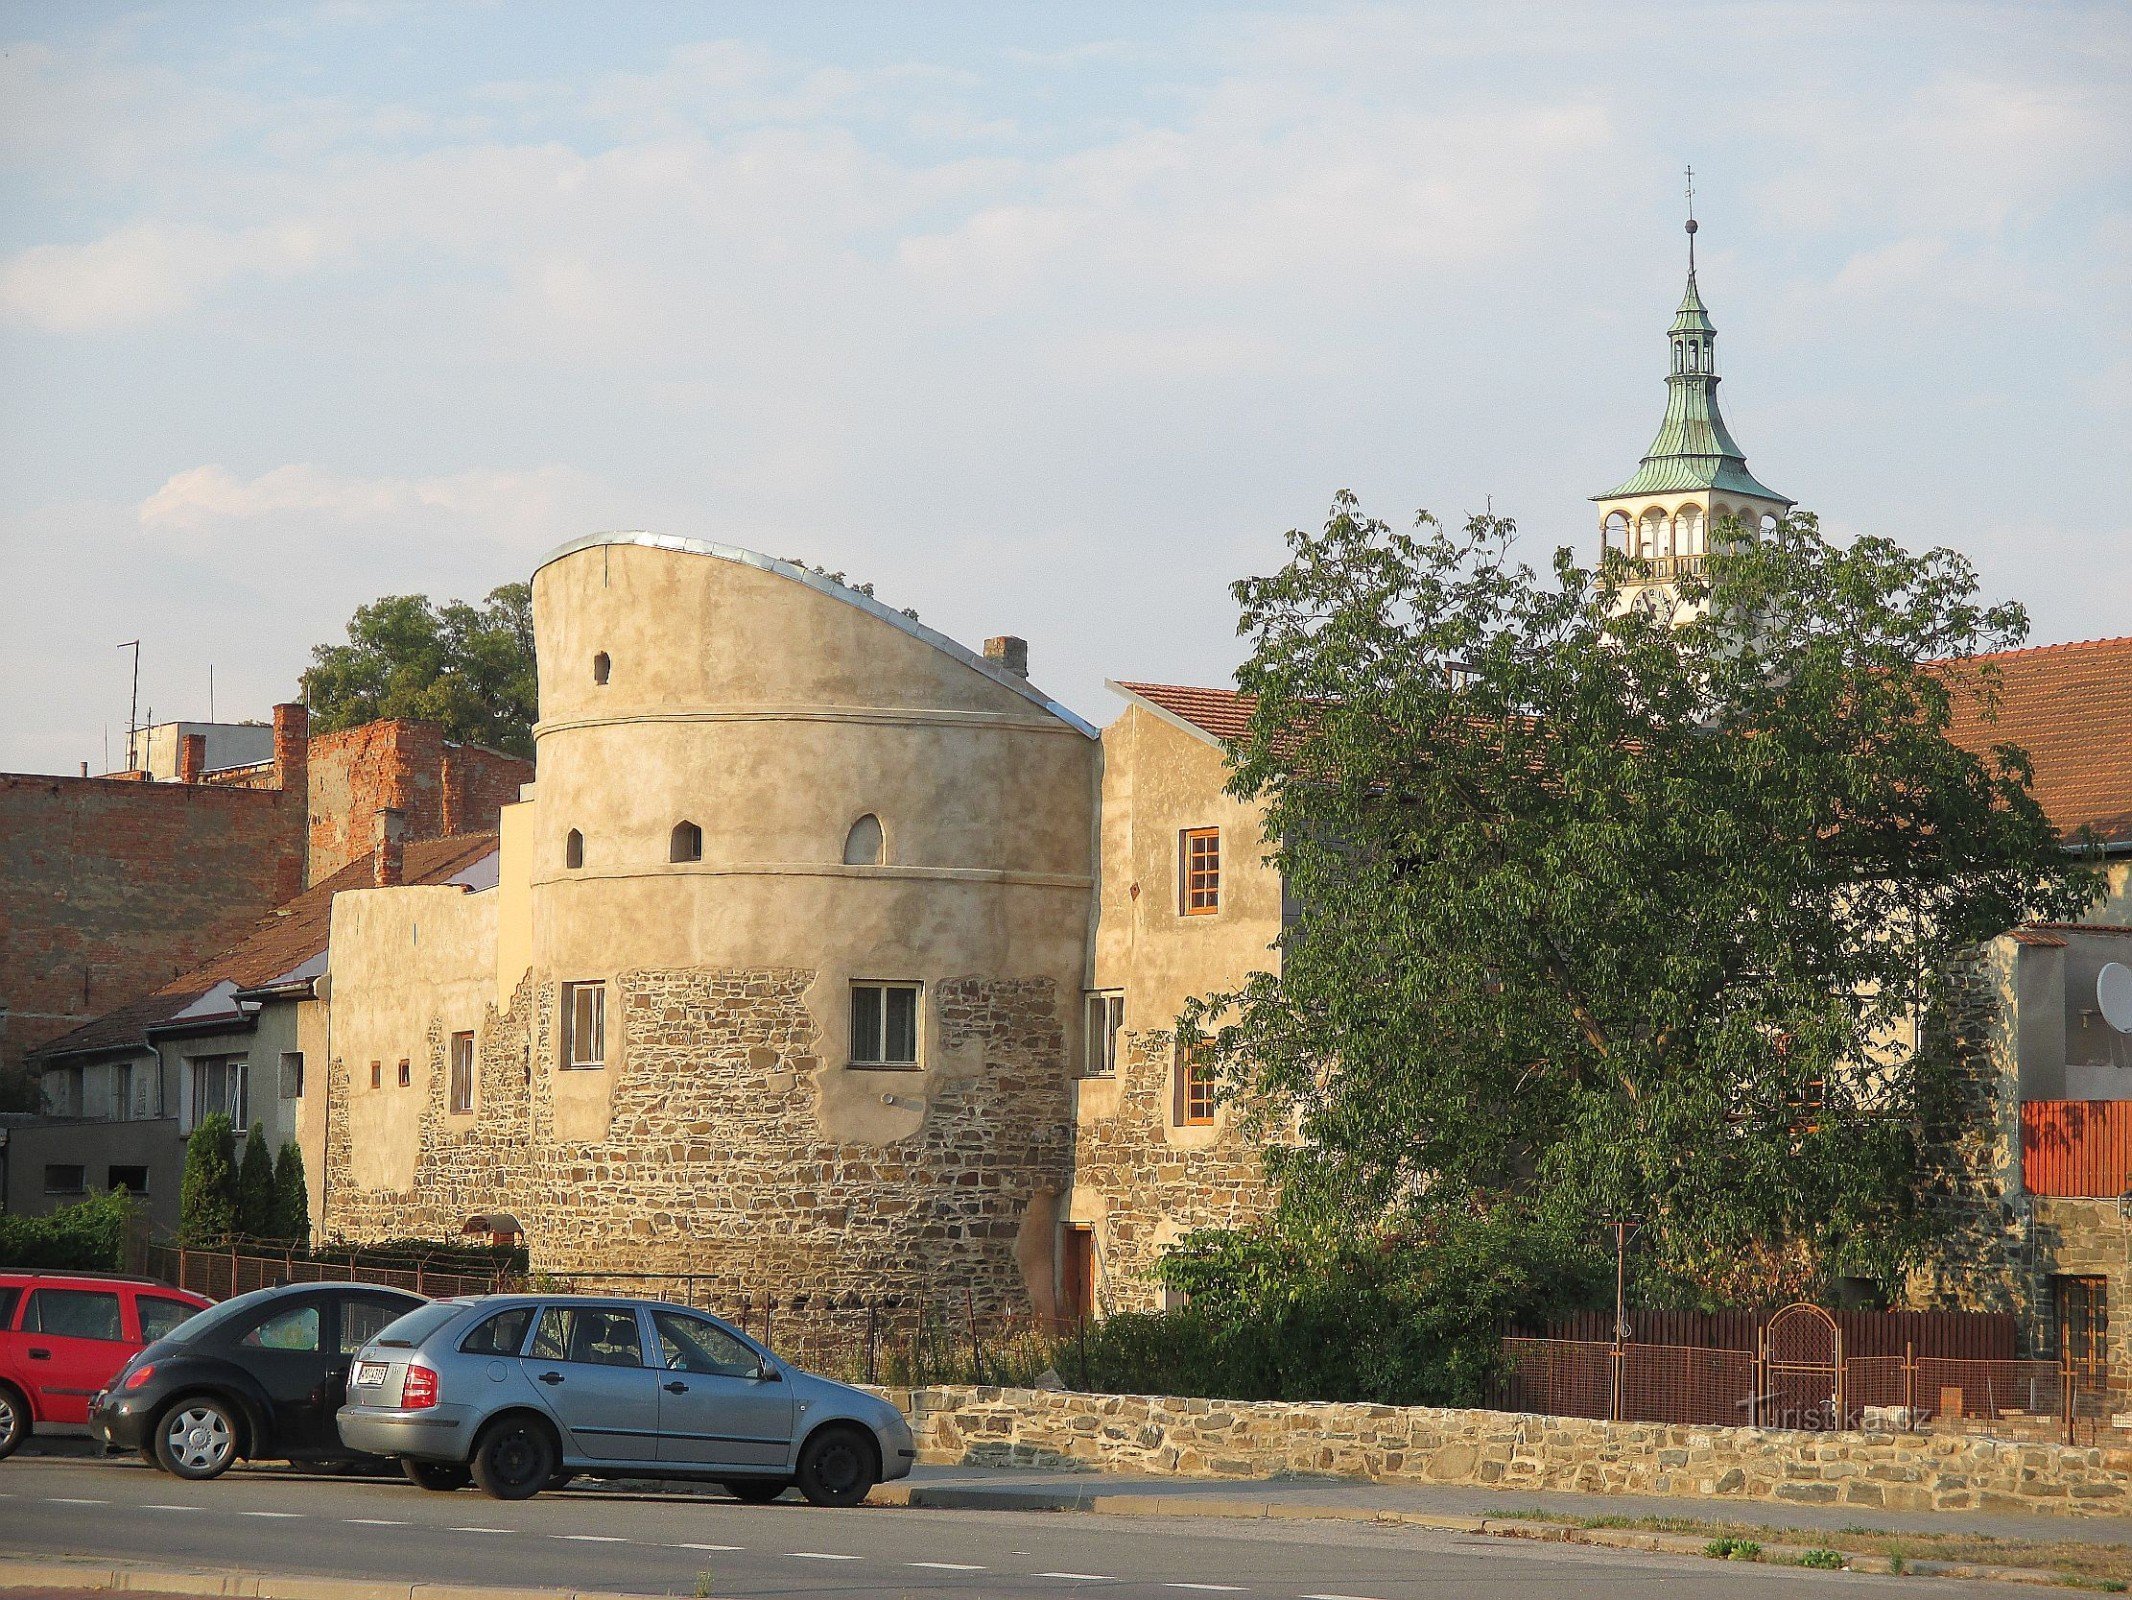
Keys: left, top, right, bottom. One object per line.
{"left": 849, "top": 981, "right": 921, "bottom": 1069}
{"left": 185, "top": 1055, "right": 248, "bottom": 1132}
{"left": 1082, "top": 992, "right": 1123, "bottom": 1077}
{"left": 562, "top": 982, "right": 606, "bottom": 1070}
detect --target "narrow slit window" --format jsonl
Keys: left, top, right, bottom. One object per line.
{"left": 670, "top": 821, "right": 703, "bottom": 863}
{"left": 843, "top": 813, "right": 884, "bottom": 866}
{"left": 449, "top": 1031, "right": 475, "bottom": 1113}
{"left": 1181, "top": 828, "right": 1220, "bottom": 915}
{"left": 850, "top": 982, "right": 920, "bottom": 1067}
{"left": 396, "top": 1058, "right": 411, "bottom": 1088}
{"left": 565, "top": 829, "right": 584, "bottom": 869}
{"left": 1083, "top": 992, "right": 1123, "bottom": 1077}
{"left": 592, "top": 652, "right": 611, "bottom": 685}
{"left": 562, "top": 982, "right": 606, "bottom": 1069}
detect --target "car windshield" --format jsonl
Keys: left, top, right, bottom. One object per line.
{"left": 152, "top": 1284, "right": 294, "bottom": 1344}
{"left": 370, "top": 1301, "right": 469, "bottom": 1348}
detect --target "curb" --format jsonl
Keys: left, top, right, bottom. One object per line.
{"left": 0, "top": 1554, "right": 700, "bottom": 1600}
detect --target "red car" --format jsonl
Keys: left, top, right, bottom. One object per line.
{"left": 0, "top": 1273, "right": 212, "bottom": 1459}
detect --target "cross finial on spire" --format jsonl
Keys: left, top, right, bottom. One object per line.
{"left": 1683, "top": 163, "right": 1699, "bottom": 271}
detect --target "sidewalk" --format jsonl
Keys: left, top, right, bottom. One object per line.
{"left": 872, "top": 1461, "right": 2132, "bottom": 1548}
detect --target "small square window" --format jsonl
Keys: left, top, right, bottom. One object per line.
{"left": 44, "top": 1164, "right": 86, "bottom": 1194}
{"left": 396, "top": 1058, "right": 411, "bottom": 1088}
{"left": 280, "top": 1051, "right": 304, "bottom": 1099}
{"left": 1083, "top": 992, "right": 1123, "bottom": 1076}
{"left": 106, "top": 1164, "right": 150, "bottom": 1195}
{"left": 1173, "top": 1044, "right": 1216, "bottom": 1126}
{"left": 449, "top": 1031, "right": 475, "bottom": 1113}
{"left": 562, "top": 982, "right": 606, "bottom": 1069}
{"left": 850, "top": 982, "right": 920, "bottom": 1068}
{"left": 1181, "top": 828, "right": 1220, "bottom": 915}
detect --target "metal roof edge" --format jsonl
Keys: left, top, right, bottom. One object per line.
{"left": 535, "top": 532, "right": 1098, "bottom": 739}
{"left": 1104, "top": 681, "right": 1230, "bottom": 751}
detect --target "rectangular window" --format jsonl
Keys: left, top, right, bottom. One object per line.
{"left": 850, "top": 982, "right": 920, "bottom": 1067}
{"left": 43, "top": 1163, "right": 86, "bottom": 1195}
{"left": 396, "top": 1058, "right": 411, "bottom": 1087}
{"left": 188, "top": 1055, "right": 247, "bottom": 1130}
{"left": 280, "top": 1051, "right": 304, "bottom": 1099}
{"left": 449, "top": 1031, "right": 475, "bottom": 1113}
{"left": 370, "top": 1060, "right": 382, "bottom": 1089}
{"left": 1181, "top": 827, "right": 1221, "bottom": 915}
{"left": 1082, "top": 992, "right": 1123, "bottom": 1076}
{"left": 106, "top": 1164, "right": 150, "bottom": 1195}
{"left": 562, "top": 982, "right": 606, "bottom": 1069}
{"left": 25, "top": 1288, "right": 122, "bottom": 1341}
{"left": 1173, "top": 1043, "right": 1216, "bottom": 1126}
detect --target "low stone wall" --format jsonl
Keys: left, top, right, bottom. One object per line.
{"left": 891, "top": 1385, "right": 2132, "bottom": 1518}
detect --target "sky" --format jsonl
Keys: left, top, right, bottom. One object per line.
{"left": 0, "top": 2, "right": 2125, "bottom": 775}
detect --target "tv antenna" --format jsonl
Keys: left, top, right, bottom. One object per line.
{"left": 117, "top": 640, "right": 140, "bottom": 770}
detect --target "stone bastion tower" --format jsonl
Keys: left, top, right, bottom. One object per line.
{"left": 317, "top": 534, "right": 1100, "bottom": 1324}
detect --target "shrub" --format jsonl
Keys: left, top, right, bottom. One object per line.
{"left": 271, "top": 1141, "right": 310, "bottom": 1243}
{"left": 179, "top": 1113, "right": 238, "bottom": 1243}
{"left": 234, "top": 1122, "right": 276, "bottom": 1238}
{"left": 1797, "top": 1549, "right": 1844, "bottom": 1570}
{"left": 0, "top": 1188, "right": 135, "bottom": 1269}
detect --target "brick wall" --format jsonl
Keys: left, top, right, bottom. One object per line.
{"left": 320, "top": 965, "right": 1074, "bottom": 1319}
{"left": 0, "top": 772, "right": 303, "bottom": 1077}
{"left": 306, "top": 723, "right": 530, "bottom": 883}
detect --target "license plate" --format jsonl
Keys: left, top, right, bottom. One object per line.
{"left": 354, "top": 1361, "right": 388, "bottom": 1388}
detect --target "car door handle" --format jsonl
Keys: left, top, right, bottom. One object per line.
{"left": 537, "top": 1370, "right": 565, "bottom": 1385}
{"left": 664, "top": 1380, "right": 690, "bottom": 1394}
{"left": 26, "top": 1350, "right": 50, "bottom": 1360}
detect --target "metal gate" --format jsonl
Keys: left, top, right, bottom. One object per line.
{"left": 1761, "top": 1301, "right": 1843, "bottom": 1429}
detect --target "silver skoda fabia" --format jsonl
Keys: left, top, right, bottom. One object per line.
{"left": 337, "top": 1295, "right": 915, "bottom": 1505}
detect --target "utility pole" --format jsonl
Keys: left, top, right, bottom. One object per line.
{"left": 117, "top": 641, "right": 140, "bottom": 771}
{"left": 1605, "top": 1217, "right": 1640, "bottom": 1343}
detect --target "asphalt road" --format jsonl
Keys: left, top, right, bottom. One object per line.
{"left": 0, "top": 1449, "right": 2040, "bottom": 1598}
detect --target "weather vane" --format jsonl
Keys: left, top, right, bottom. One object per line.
{"left": 1684, "top": 164, "right": 1698, "bottom": 268}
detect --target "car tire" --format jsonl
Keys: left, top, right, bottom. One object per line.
{"left": 0, "top": 1384, "right": 28, "bottom": 1461}
{"left": 545, "top": 1472, "right": 576, "bottom": 1492}
{"left": 723, "top": 1479, "right": 790, "bottom": 1503}
{"left": 402, "top": 1458, "right": 473, "bottom": 1491}
{"left": 469, "top": 1415, "right": 556, "bottom": 1501}
{"left": 154, "top": 1397, "right": 242, "bottom": 1481}
{"left": 794, "top": 1425, "right": 877, "bottom": 1508}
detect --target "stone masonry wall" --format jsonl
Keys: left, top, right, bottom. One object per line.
{"left": 898, "top": 1384, "right": 2132, "bottom": 1519}
{"left": 321, "top": 966, "right": 1074, "bottom": 1320}
{"left": 1069, "top": 1027, "right": 1275, "bottom": 1312}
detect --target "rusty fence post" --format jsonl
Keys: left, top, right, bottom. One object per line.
{"left": 866, "top": 1301, "right": 878, "bottom": 1387}
{"left": 1904, "top": 1341, "right": 1915, "bottom": 1430}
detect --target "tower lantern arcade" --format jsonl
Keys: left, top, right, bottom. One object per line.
{"left": 1594, "top": 206, "right": 1791, "bottom": 589}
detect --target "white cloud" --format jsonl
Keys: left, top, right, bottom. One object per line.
{"left": 0, "top": 220, "right": 333, "bottom": 332}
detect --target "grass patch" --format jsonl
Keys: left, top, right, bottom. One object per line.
{"left": 1495, "top": 1507, "right": 2132, "bottom": 1584}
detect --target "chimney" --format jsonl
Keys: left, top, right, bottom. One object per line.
{"left": 177, "top": 732, "right": 206, "bottom": 785}
{"left": 372, "top": 806, "right": 408, "bottom": 888}
{"left": 984, "top": 635, "right": 1029, "bottom": 677}
{"left": 272, "top": 702, "right": 310, "bottom": 795}
{"left": 440, "top": 746, "right": 464, "bottom": 838}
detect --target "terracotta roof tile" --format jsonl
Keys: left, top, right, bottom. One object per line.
{"left": 1939, "top": 637, "right": 2132, "bottom": 846}
{"left": 1112, "top": 682, "right": 1258, "bottom": 744}
{"left": 30, "top": 833, "right": 499, "bottom": 1063}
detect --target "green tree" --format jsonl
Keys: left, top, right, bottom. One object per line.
{"left": 234, "top": 1122, "right": 276, "bottom": 1239}
{"left": 179, "top": 1113, "right": 238, "bottom": 1244}
{"left": 271, "top": 1140, "right": 310, "bottom": 1245}
{"left": 1193, "top": 498, "right": 2100, "bottom": 1310}
{"left": 300, "top": 583, "right": 536, "bottom": 757}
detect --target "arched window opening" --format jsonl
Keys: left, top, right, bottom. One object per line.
{"left": 1604, "top": 511, "right": 1630, "bottom": 554}
{"left": 1687, "top": 343, "right": 1700, "bottom": 373}
{"left": 1678, "top": 506, "right": 1702, "bottom": 555}
{"left": 565, "top": 829, "right": 584, "bottom": 870}
{"left": 843, "top": 813, "right": 884, "bottom": 867}
{"left": 1672, "top": 339, "right": 1683, "bottom": 373}
{"left": 1642, "top": 509, "right": 1668, "bottom": 559}
{"left": 592, "top": 652, "right": 611, "bottom": 686}
{"left": 670, "top": 821, "right": 703, "bottom": 863}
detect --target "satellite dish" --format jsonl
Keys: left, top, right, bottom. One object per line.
{"left": 2101, "top": 963, "right": 2132, "bottom": 1034}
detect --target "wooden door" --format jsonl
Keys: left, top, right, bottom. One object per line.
{"left": 1059, "top": 1226, "right": 1095, "bottom": 1327}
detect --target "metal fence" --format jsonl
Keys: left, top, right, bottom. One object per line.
{"left": 143, "top": 1241, "right": 508, "bottom": 1303}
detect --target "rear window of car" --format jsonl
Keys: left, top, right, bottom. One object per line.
{"left": 460, "top": 1305, "right": 535, "bottom": 1355}
{"left": 25, "top": 1288, "right": 124, "bottom": 1341}
{"left": 371, "top": 1302, "right": 465, "bottom": 1349}
{"left": 137, "top": 1295, "right": 202, "bottom": 1343}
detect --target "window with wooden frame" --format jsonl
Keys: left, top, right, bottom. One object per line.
{"left": 1173, "top": 1042, "right": 1216, "bottom": 1126}
{"left": 1180, "top": 827, "right": 1220, "bottom": 915}
{"left": 1082, "top": 992, "right": 1123, "bottom": 1077}
{"left": 396, "top": 1058, "right": 411, "bottom": 1087}
{"left": 449, "top": 1031, "right": 476, "bottom": 1114}
{"left": 850, "top": 982, "right": 920, "bottom": 1068}
{"left": 562, "top": 982, "right": 606, "bottom": 1070}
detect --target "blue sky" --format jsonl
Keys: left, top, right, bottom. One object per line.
{"left": 1, "top": 2, "right": 2125, "bottom": 773}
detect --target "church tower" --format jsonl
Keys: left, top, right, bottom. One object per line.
{"left": 1595, "top": 184, "right": 1791, "bottom": 589}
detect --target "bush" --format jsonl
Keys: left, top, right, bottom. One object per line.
{"left": 1055, "top": 1215, "right": 1600, "bottom": 1407}
{"left": 234, "top": 1122, "right": 276, "bottom": 1238}
{"left": 179, "top": 1113, "right": 237, "bottom": 1243}
{"left": 0, "top": 1188, "right": 135, "bottom": 1269}
{"left": 271, "top": 1141, "right": 310, "bottom": 1243}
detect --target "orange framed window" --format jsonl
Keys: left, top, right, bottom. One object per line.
{"left": 1181, "top": 827, "right": 1220, "bottom": 915}
{"left": 1174, "top": 1044, "right": 1216, "bottom": 1126}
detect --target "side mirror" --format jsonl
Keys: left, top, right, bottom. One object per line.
{"left": 756, "top": 1363, "right": 783, "bottom": 1383}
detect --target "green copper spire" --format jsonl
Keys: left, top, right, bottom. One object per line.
{"left": 1594, "top": 201, "right": 1792, "bottom": 506}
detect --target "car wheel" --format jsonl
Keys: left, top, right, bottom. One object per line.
{"left": 469, "top": 1415, "right": 556, "bottom": 1501}
{"left": 155, "top": 1398, "right": 241, "bottom": 1481}
{"left": 0, "top": 1384, "right": 28, "bottom": 1461}
{"left": 402, "top": 1458, "right": 472, "bottom": 1491}
{"left": 794, "top": 1425, "right": 877, "bottom": 1508}
{"left": 723, "top": 1479, "right": 790, "bottom": 1503}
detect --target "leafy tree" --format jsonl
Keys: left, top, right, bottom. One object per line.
{"left": 301, "top": 584, "right": 536, "bottom": 757}
{"left": 179, "top": 1114, "right": 238, "bottom": 1244}
{"left": 234, "top": 1122, "right": 276, "bottom": 1239}
{"left": 272, "top": 1140, "right": 311, "bottom": 1244}
{"left": 1190, "top": 498, "right": 2100, "bottom": 1310}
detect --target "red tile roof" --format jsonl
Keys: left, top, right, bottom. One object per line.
{"left": 30, "top": 834, "right": 499, "bottom": 1063}
{"left": 1117, "top": 634, "right": 2132, "bottom": 847}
